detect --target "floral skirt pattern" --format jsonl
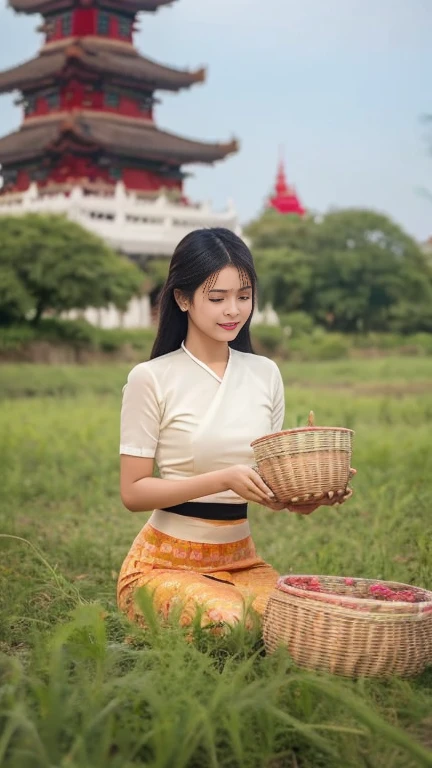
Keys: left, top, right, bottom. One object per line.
{"left": 117, "top": 522, "right": 279, "bottom": 630}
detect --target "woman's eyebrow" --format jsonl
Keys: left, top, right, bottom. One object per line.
{"left": 208, "top": 285, "right": 252, "bottom": 293}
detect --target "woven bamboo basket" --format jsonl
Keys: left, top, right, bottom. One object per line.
{"left": 263, "top": 575, "right": 432, "bottom": 678}
{"left": 251, "top": 411, "right": 354, "bottom": 504}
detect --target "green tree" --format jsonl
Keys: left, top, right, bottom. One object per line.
{"left": 246, "top": 208, "right": 432, "bottom": 333}
{"left": 313, "top": 210, "right": 432, "bottom": 331}
{"left": 0, "top": 265, "right": 33, "bottom": 325}
{"left": 246, "top": 210, "right": 319, "bottom": 313}
{"left": 253, "top": 247, "right": 313, "bottom": 312}
{"left": 246, "top": 208, "right": 319, "bottom": 252}
{"left": 144, "top": 258, "right": 170, "bottom": 289}
{"left": 0, "top": 214, "right": 143, "bottom": 325}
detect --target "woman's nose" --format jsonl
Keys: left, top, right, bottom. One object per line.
{"left": 224, "top": 299, "right": 240, "bottom": 316}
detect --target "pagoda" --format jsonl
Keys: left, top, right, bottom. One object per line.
{"left": 269, "top": 158, "right": 305, "bottom": 216}
{"left": 0, "top": 0, "right": 241, "bottom": 327}
{"left": 0, "top": 0, "right": 237, "bottom": 195}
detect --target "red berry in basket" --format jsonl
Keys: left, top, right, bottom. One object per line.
{"left": 285, "top": 577, "right": 424, "bottom": 603}
{"left": 287, "top": 575, "right": 323, "bottom": 592}
{"left": 369, "top": 584, "right": 420, "bottom": 602}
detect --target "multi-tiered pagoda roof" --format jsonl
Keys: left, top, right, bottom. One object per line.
{"left": 0, "top": 0, "right": 237, "bottom": 195}
{"left": 0, "top": 114, "right": 237, "bottom": 166}
{"left": 0, "top": 39, "right": 206, "bottom": 93}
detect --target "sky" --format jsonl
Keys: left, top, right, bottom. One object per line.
{"left": 0, "top": 0, "right": 431, "bottom": 240}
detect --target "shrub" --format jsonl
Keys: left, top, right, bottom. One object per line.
{"left": 0, "top": 318, "right": 98, "bottom": 351}
{"left": 95, "top": 327, "right": 155, "bottom": 357}
{"left": 251, "top": 324, "right": 285, "bottom": 355}
{"left": 0, "top": 319, "right": 157, "bottom": 359}
{"left": 279, "top": 311, "right": 315, "bottom": 337}
{"left": 287, "top": 332, "right": 350, "bottom": 361}
{"left": 0, "top": 324, "right": 37, "bottom": 351}
{"left": 40, "top": 317, "right": 98, "bottom": 346}
{"left": 408, "top": 333, "right": 432, "bottom": 356}
{"left": 312, "top": 335, "right": 351, "bottom": 360}
{"left": 350, "top": 332, "right": 432, "bottom": 356}
{"left": 350, "top": 333, "right": 399, "bottom": 350}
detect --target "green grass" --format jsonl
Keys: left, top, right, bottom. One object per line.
{"left": 1, "top": 355, "right": 431, "bottom": 398}
{"left": 0, "top": 358, "right": 431, "bottom": 767}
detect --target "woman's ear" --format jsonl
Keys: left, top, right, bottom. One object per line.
{"left": 174, "top": 289, "right": 188, "bottom": 312}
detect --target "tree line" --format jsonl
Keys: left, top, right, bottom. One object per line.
{"left": 245, "top": 208, "right": 432, "bottom": 334}
{"left": 0, "top": 209, "right": 431, "bottom": 334}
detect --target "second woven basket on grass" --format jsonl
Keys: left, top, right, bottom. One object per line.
{"left": 263, "top": 575, "right": 432, "bottom": 678}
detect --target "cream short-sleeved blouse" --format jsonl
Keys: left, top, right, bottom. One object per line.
{"left": 120, "top": 342, "right": 285, "bottom": 505}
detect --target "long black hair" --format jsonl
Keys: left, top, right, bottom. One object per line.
{"left": 150, "top": 228, "right": 257, "bottom": 359}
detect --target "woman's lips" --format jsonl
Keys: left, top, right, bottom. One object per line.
{"left": 218, "top": 323, "right": 239, "bottom": 330}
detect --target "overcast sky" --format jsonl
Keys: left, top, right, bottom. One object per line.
{"left": 0, "top": 0, "right": 431, "bottom": 239}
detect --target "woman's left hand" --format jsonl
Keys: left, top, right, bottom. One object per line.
{"left": 264, "top": 468, "right": 357, "bottom": 515}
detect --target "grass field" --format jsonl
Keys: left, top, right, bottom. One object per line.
{"left": 0, "top": 356, "right": 431, "bottom": 768}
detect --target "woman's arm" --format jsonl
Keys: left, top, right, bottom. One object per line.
{"left": 120, "top": 456, "right": 275, "bottom": 512}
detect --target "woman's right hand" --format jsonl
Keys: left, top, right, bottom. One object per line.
{"left": 221, "top": 464, "right": 276, "bottom": 504}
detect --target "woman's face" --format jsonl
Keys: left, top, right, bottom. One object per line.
{"left": 176, "top": 265, "right": 253, "bottom": 343}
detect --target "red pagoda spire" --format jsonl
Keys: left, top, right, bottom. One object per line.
{"left": 0, "top": 0, "right": 237, "bottom": 195}
{"left": 269, "top": 158, "right": 305, "bottom": 216}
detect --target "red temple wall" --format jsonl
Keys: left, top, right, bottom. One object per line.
{"left": 46, "top": 9, "right": 133, "bottom": 44}
{"left": 122, "top": 168, "right": 182, "bottom": 192}
{"left": 25, "top": 81, "right": 153, "bottom": 120}
{"left": 9, "top": 160, "right": 182, "bottom": 195}
{"left": 15, "top": 170, "right": 31, "bottom": 192}
{"left": 73, "top": 9, "right": 97, "bottom": 36}
{"left": 48, "top": 155, "right": 111, "bottom": 184}
{"left": 59, "top": 82, "right": 152, "bottom": 119}
{"left": 46, "top": 162, "right": 181, "bottom": 192}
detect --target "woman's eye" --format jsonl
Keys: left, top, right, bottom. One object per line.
{"left": 209, "top": 296, "right": 251, "bottom": 303}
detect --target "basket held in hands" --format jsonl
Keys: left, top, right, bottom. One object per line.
{"left": 251, "top": 411, "right": 354, "bottom": 504}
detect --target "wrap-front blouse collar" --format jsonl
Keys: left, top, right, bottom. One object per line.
{"left": 181, "top": 340, "right": 231, "bottom": 384}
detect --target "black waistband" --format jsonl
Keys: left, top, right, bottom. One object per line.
{"left": 161, "top": 502, "right": 248, "bottom": 521}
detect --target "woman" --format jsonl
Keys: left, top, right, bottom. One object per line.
{"left": 117, "top": 228, "right": 353, "bottom": 632}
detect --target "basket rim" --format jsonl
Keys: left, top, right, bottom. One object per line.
{"left": 251, "top": 426, "right": 354, "bottom": 447}
{"left": 276, "top": 574, "right": 432, "bottom": 609}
